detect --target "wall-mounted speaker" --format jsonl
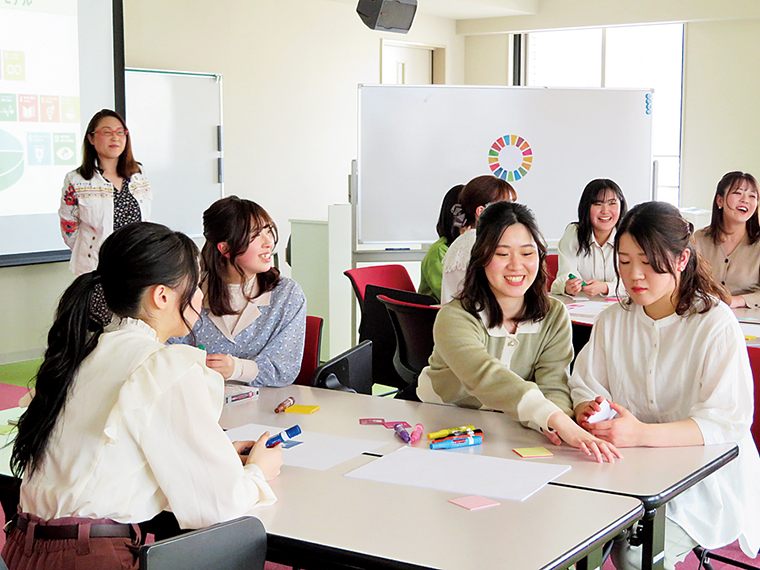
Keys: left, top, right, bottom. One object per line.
{"left": 356, "top": 0, "right": 417, "bottom": 34}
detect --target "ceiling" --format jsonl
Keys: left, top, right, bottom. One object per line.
{"left": 331, "top": 0, "right": 537, "bottom": 20}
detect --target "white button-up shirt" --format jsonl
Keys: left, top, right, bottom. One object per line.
{"left": 569, "top": 301, "right": 760, "bottom": 555}
{"left": 551, "top": 223, "right": 621, "bottom": 297}
{"left": 20, "top": 318, "right": 276, "bottom": 528}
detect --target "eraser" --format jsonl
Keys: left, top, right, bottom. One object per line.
{"left": 587, "top": 399, "right": 617, "bottom": 424}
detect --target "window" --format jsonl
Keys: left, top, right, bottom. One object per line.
{"left": 526, "top": 24, "right": 684, "bottom": 205}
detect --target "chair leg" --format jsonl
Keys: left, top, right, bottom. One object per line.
{"left": 693, "top": 545, "right": 760, "bottom": 570}
{"left": 693, "top": 546, "right": 716, "bottom": 570}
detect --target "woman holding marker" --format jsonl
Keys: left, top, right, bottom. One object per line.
{"left": 440, "top": 175, "right": 516, "bottom": 304}
{"left": 59, "top": 109, "right": 151, "bottom": 277}
{"left": 551, "top": 178, "right": 627, "bottom": 298}
{"left": 694, "top": 171, "right": 760, "bottom": 308}
{"left": 418, "top": 201, "right": 620, "bottom": 463}
{"left": 170, "top": 196, "right": 306, "bottom": 386}
{"left": 419, "top": 184, "right": 463, "bottom": 302}
{"left": 570, "top": 202, "right": 760, "bottom": 568}
{"left": 5, "top": 222, "right": 281, "bottom": 570}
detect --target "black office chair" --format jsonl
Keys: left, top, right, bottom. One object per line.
{"left": 312, "top": 340, "right": 373, "bottom": 395}
{"left": 139, "top": 516, "right": 266, "bottom": 570}
{"left": 377, "top": 295, "right": 439, "bottom": 401}
{"left": 359, "top": 285, "right": 437, "bottom": 390}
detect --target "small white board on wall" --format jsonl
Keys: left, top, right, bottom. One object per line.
{"left": 125, "top": 68, "right": 223, "bottom": 237}
{"left": 356, "top": 85, "right": 653, "bottom": 246}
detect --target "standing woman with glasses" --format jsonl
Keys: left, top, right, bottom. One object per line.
{"left": 59, "top": 109, "right": 151, "bottom": 277}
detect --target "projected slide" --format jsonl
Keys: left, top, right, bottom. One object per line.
{"left": 0, "top": 0, "right": 80, "bottom": 238}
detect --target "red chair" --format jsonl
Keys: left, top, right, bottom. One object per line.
{"left": 294, "top": 316, "right": 323, "bottom": 386}
{"left": 747, "top": 346, "right": 760, "bottom": 449}
{"left": 344, "top": 265, "right": 415, "bottom": 311}
{"left": 546, "top": 253, "right": 559, "bottom": 291}
{"left": 377, "top": 295, "right": 440, "bottom": 400}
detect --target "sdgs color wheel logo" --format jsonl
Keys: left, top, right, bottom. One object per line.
{"left": 488, "top": 134, "right": 533, "bottom": 182}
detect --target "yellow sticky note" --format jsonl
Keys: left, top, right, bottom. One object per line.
{"left": 284, "top": 404, "right": 320, "bottom": 414}
{"left": 513, "top": 446, "right": 553, "bottom": 458}
{"left": 745, "top": 335, "right": 756, "bottom": 341}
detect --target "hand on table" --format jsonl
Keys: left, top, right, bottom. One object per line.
{"left": 206, "top": 353, "right": 235, "bottom": 379}
{"left": 729, "top": 294, "right": 747, "bottom": 309}
{"left": 547, "top": 411, "right": 622, "bottom": 463}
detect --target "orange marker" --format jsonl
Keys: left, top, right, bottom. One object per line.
{"left": 274, "top": 397, "right": 295, "bottom": 413}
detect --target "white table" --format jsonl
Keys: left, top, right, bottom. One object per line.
{"left": 222, "top": 386, "right": 736, "bottom": 570}
{"left": 559, "top": 294, "right": 760, "bottom": 346}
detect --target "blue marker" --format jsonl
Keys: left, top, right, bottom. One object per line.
{"left": 430, "top": 435, "right": 483, "bottom": 450}
{"left": 266, "top": 425, "right": 302, "bottom": 448}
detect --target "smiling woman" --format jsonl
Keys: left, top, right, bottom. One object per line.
{"left": 168, "top": 196, "right": 306, "bottom": 387}
{"left": 417, "top": 201, "right": 620, "bottom": 463}
{"left": 551, "top": 178, "right": 628, "bottom": 298}
{"left": 694, "top": 171, "right": 760, "bottom": 309}
{"left": 58, "top": 109, "right": 151, "bottom": 276}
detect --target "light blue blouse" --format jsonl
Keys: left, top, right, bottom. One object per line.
{"left": 170, "top": 277, "right": 306, "bottom": 387}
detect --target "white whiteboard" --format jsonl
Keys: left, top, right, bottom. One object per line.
{"left": 125, "top": 69, "right": 223, "bottom": 237}
{"left": 356, "top": 85, "right": 653, "bottom": 246}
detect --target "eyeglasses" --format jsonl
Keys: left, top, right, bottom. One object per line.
{"left": 92, "top": 128, "right": 128, "bottom": 137}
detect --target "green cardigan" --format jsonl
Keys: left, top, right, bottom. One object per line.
{"left": 418, "top": 297, "right": 574, "bottom": 431}
{"left": 418, "top": 237, "right": 449, "bottom": 302}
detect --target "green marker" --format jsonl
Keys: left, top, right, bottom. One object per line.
{"left": 569, "top": 274, "right": 588, "bottom": 287}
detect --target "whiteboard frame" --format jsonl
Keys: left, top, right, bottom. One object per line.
{"left": 354, "top": 84, "right": 654, "bottom": 251}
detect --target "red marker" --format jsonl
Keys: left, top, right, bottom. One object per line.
{"left": 274, "top": 397, "right": 295, "bottom": 413}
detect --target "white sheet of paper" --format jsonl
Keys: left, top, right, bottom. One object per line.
{"left": 225, "top": 423, "right": 386, "bottom": 471}
{"left": 565, "top": 300, "right": 617, "bottom": 319}
{"left": 345, "top": 446, "right": 571, "bottom": 502}
{"left": 586, "top": 399, "right": 617, "bottom": 423}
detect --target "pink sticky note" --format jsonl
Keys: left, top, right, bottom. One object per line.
{"left": 449, "top": 495, "right": 500, "bottom": 511}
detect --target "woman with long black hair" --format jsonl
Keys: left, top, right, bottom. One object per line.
{"left": 5, "top": 222, "right": 281, "bottom": 570}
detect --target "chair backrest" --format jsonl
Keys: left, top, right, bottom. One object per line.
{"left": 546, "top": 254, "right": 559, "bottom": 291}
{"left": 343, "top": 264, "right": 415, "bottom": 310}
{"left": 139, "top": 516, "right": 266, "bottom": 570}
{"left": 312, "top": 340, "right": 373, "bottom": 395}
{"left": 747, "top": 346, "right": 760, "bottom": 449}
{"left": 360, "top": 285, "right": 437, "bottom": 390}
{"left": 377, "top": 295, "right": 439, "bottom": 385}
{"left": 294, "top": 315, "right": 324, "bottom": 385}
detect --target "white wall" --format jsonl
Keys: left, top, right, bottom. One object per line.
{"left": 123, "top": 0, "right": 465, "bottom": 253}
{"left": 681, "top": 18, "right": 760, "bottom": 209}
{"left": 460, "top": 4, "right": 760, "bottom": 212}
{"left": 0, "top": 0, "right": 464, "bottom": 364}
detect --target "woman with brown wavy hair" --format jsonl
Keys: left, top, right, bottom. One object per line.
{"left": 170, "top": 196, "right": 306, "bottom": 387}
{"left": 418, "top": 201, "right": 620, "bottom": 463}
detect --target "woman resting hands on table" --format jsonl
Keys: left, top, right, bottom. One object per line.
{"left": 570, "top": 202, "right": 760, "bottom": 569}
{"left": 417, "top": 201, "right": 620, "bottom": 463}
